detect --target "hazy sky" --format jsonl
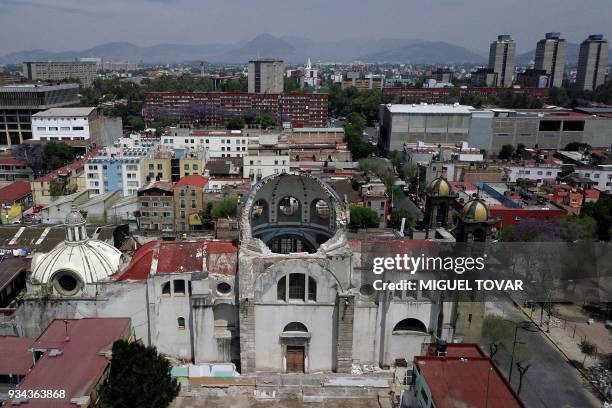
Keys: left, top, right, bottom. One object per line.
{"left": 1, "top": 0, "right": 611, "bottom": 55}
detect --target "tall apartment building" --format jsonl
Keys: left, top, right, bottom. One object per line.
{"left": 576, "top": 34, "right": 609, "bottom": 91}
{"left": 488, "top": 35, "right": 516, "bottom": 87}
{"left": 0, "top": 83, "right": 79, "bottom": 149}
{"left": 248, "top": 60, "right": 284, "bottom": 93}
{"left": 22, "top": 61, "right": 97, "bottom": 87}
{"left": 144, "top": 92, "right": 328, "bottom": 128}
{"left": 534, "top": 32, "right": 567, "bottom": 88}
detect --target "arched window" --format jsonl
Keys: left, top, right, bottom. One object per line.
{"left": 277, "top": 276, "right": 286, "bottom": 301}
{"left": 289, "top": 274, "right": 305, "bottom": 300}
{"left": 392, "top": 318, "right": 427, "bottom": 333}
{"left": 308, "top": 277, "right": 317, "bottom": 301}
{"left": 178, "top": 317, "right": 185, "bottom": 329}
{"left": 283, "top": 322, "right": 308, "bottom": 333}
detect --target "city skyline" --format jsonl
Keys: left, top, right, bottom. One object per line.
{"left": 1, "top": 0, "right": 612, "bottom": 56}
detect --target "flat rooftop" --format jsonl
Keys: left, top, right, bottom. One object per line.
{"left": 386, "top": 103, "right": 474, "bottom": 115}
{"left": 32, "top": 107, "right": 96, "bottom": 117}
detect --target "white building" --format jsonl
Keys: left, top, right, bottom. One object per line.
{"left": 576, "top": 166, "right": 612, "bottom": 192}
{"left": 504, "top": 164, "right": 563, "bottom": 184}
{"left": 162, "top": 128, "right": 256, "bottom": 159}
{"left": 32, "top": 107, "right": 101, "bottom": 143}
{"left": 85, "top": 141, "right": 155, "bottom": 197}
{"left": 243, "top": 152, "right": 290, "bottom": 182}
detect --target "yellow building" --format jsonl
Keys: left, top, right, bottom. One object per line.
{"left": 143, "top": 156, "right": 172, "bottom": 182}
{"left": 179, "top": 156, "right": 204, "bottom": 178}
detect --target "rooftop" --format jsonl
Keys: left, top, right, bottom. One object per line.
{"left": 175, "top": 174, "right": 209, "bottom": 188}
{"left": 0, "top": 181, "right": 32, "bottom": 204}
{"left": 12, "top": 318, "right": 130, "bottom": 407}
{"left": 32, "top": 107, "right": 96, "bottom": 117}
{"left": 386, "top": 103, "right": 474, "bottom": 114}
{"left": 415, "top": 344, "right": 525, "bottom": 408}
{"left": 0, "top": 335, "right": 34, "bottom": 376}
{"left": 116, "top": 240, "right": 238, "bottom": 280}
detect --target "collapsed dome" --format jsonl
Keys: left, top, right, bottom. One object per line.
{"left": 461, "top": 198, "right": 489, "bottom": 223}
{"left": 427, "top": 177, "right": 452, "bottom": 197}
{"left": 241, "top": 173, "right": 346, "bottom": 254}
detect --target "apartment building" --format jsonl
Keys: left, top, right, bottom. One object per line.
{"left": 162, "top": 127, "right": 255, "bottom": 159}
{"left": 144, "top": 92, "right": 328, "bottom": 128}
{"left": 137, "top": 181, "right": 175, "bottom": 233}
{"left": 488, "top": 35, "right": 516, "bottom": 87}
{"left": 504, "top": 164, "right": 563, "bottom": 184}
{"left": 0, "top": 83, "right": 79, "bottom": 149}
{"left": 173, "top": 174, "right": 208, "bottom": 233}
{"left": 248, "top": 60, "right": 284, "bottom": 94}
{"left": 576, "top": 34, "right": 609, "bottom": 91}
{"left": 575, "top": 166, "right": 612, "bottom": 192}
{"left": 85, "top": 139, "right": 155, "bottom": 197}
{"left": 534, "top": 32, "right": 567, "bottom": 88}
{"left": 243, "top": 136, "right": 291, "bottom": 183}
{"left": 22, "top": 61, "right": 97, "bottom": 87}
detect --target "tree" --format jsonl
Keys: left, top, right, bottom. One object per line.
{"left": 582, "top": 196, "right": 612, "bottom": 241}
{"left": 498, "top": 144, "right": 514, "bottom": 160}
{"left": 390, "top": 208, "right": 414, "bottom": 230}
{"left": 257, "top": 113, "right": 277, "bottom": 129}
{"left": 96, "top": 340, "right": 179, "bottom": 408}
{"left": 211, "top": 197, "right": 238, "bottom": 219}
{"left": 578, "top": 339, "right": 597, "bottom": 366}
{"left": 199, "top": 202, "right": 214, "bottom": 229}
{"left": 555, "top": 215, "right": 597, "bottom": 242}
{"left": 482, "top": 315, "right": 513, "bottom": 358}
{"left": 349, "top": 205, "right": 380, "bottom": 229}
{"left": 344, "top": 113, "right": 373, "bottom": 160}
{"left": 226, "top": 117, "right": 245, "bottom": 130}
{"left": 12, "top": 144, "right": 45, "bottom": 176}
{"left": 44, "top": 142, "right": 74, "bottom": 171}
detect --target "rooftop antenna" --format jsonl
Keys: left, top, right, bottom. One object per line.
{"left": 63, "top": 319, "right": 70, "bottom": 342}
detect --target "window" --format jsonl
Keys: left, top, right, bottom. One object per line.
{"left": 49, "top": 127, "right": 58, "bottom": 131}
{"left": 174, "top": 280, "right": 185, "bottom": 295}
{"left": 72, "top": 126, "right": 84, "bottom": 131}
{"left": 392, "top": 318, "right": 427, "bottom": 333}
{"left": 37, "top": 127, "right": 46, "bottom": 131}
{"left": 308, "top": 277, "right": 316, "bottom": 301}
{"left": 289, "top": 274, "right": 305, "bottom": 300}
{"left": 191, "top": 199, "right": 196, "bottom": 209}
{"left": 178, "top": 317, "right": 185, "bottom": 329}
{"left": 277, "top": 276, "right": 286, "bottom": 301}
{"left": 216, "top": 282, "right": 232, "bottom": 295}
{"left": 162, "top": 282, "right": 171, "bottom": 295}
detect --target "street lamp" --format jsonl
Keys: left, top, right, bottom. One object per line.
{"left": 508, "top": 320, "right": 537, "bottom": 384}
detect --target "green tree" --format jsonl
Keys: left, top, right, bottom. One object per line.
{"left": 44, "top": 142, "right": 74, "bottom": 171}
{"left": 390, "top": 208, "right": 414, "bottom": 230}
{"left": 211, "top": 197, "right": 238, "bottom": 218}
{"left": 582, "top": 196, "right": 612, "bottom": 241}
{"left": 578, "top": 339, "right": 597, "bottom": 365}
{"left": 199, "top": 202, "right": 214, "bottom": 229}
{"left": 498, "top": 144, "right": 514, "bottom": 160}
{"left": 482, "top": 315, "right": 513, "bottom": 358}
{"left": 226, "top": 117, "right": 245, "bottom": 130}
{"left": 257, "top": 113, "right": 277, "bottom": 129}
{"left": 344, "top": 113, "right": 373, "bottom": 160}
{"left": 96, "top": 340, "right": 179, "bottom": 408}
{"left": 349, "top": 205, "right": 380, "bottom": 229}
{"left": 555, "top": 215, "right": 597, "bottom": 242}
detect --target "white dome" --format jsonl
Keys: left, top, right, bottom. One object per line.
{"left": 31, "top": 239, "right": 122, "bottom": 294}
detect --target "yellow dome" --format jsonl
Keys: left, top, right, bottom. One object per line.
{"left": 462, "top": 199, "right": 489, "bottom": 222}
{"left": 427, "top": 177, "right": 451, "bottom": 197}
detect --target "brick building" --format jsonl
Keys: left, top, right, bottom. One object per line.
{"left": 144, "top": 92, "right": 328, "bottom": 128}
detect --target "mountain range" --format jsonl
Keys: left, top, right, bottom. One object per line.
{"left": 2, "top": 34, "right": 608, "bottom": 66}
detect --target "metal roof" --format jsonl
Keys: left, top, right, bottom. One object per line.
{"left": 385, "top": 103, "right": 474, "bottom": 114}
{"left": 32, "top": 107, "right": 96, "bottom": 117}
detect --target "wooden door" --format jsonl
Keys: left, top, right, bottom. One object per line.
{"left": 286, "top": 346, "right": 305, "bottom": 372}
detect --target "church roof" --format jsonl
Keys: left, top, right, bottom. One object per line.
{"left": 427, "top": 177, "right": 452, "bottom": 197}
{"left": 462, "top": 198, "right": 489, "bottom": 223}
{"left": 116, "top": 240, "right": 238, "bottom": 280}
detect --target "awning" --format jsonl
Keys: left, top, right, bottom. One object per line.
{"left": 188, "top": 213, "right": 202, "bottom": 226}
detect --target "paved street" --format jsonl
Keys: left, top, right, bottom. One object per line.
{"left": 482, "top": 299, "right": 603, "bottom": 408}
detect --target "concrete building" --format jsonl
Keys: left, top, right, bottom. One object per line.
{"left": 162, "top": 128, "right": 254, "bottom": 159}
{"left": 138, "top": 181, "right": 175, "bottom": 234}
{"left": 243, "top": 141, "right": 290, "bottom": 182}
{"left": 378, "top": 104, "right": 474, "bottom": 154}
{"left": 174, "top": 174, "right": 208, "bottom": 233}
{"left": 575, "top": 165, "right": 612, "bottom": 192}
{"left": 488, "top": 35, "right": 516, "bottom": 87}
{"left": 534, "top": 32, "right": 567, "bottom": 88}
{"left": 342, "top": 73, "right": 385, "bottom": 91}
{"left": 516, "top": 69, "right": 550, "bottom": 88}
{"left": 248, "top": 60, "right": 284, "bottom": 94}
{"left": 432, "top": 69, "right": 454, "bottom": 83}
{"left": 576, "top": 34, "right": 609, "bottom": 91}
{"left": 0, "top": 156, "right": 34, "bottom": 184}
{"left": 504, "top": 164, "right": 563, "bottom": 184}
{"left": 145, "top": 92, "right": 328, "bottom": 128}
{"left": 470, "top": 67, "right": 498, "bottom": 87}
{"left": 85, "top": 138, "right": 155, "bottom": 197}
{"left": 0, "top": 84, "right": 79, "bottom": 149}
{"left": 22, "top": 61, "right": 97, "bottom": 87}
{"left": 31, "top": 107, "right": 113, "bottom": 146}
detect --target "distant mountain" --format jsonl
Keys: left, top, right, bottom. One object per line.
{"left": 360, "top": 41, "right": 486, "bottom": 64}
{"left": 0, "top": 34, "right": 488, "bottom": 65}
{"left": 515, "top": 42, "right": 612, "bottom": 66}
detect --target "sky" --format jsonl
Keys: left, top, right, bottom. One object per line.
{"left": 0, "top": 0, "right": 611, "bottom": 55}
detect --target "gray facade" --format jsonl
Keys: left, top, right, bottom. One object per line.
{"left": 0, "top": 83, "right": 79, "bottom": 148}
{"left": 576, "top": 35, "right": 609, "bottom": 91}
{"left": 248, "top": 60, "right": 284, "bottom": 94}
{"left": 534, "top": 32, "right": 567, "bottom": 88}
{"left": 22, "top": 61, "right": 97, "bottom": 87}
{"left": 488, "top": 35, "right": 516, "bottom": 87}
